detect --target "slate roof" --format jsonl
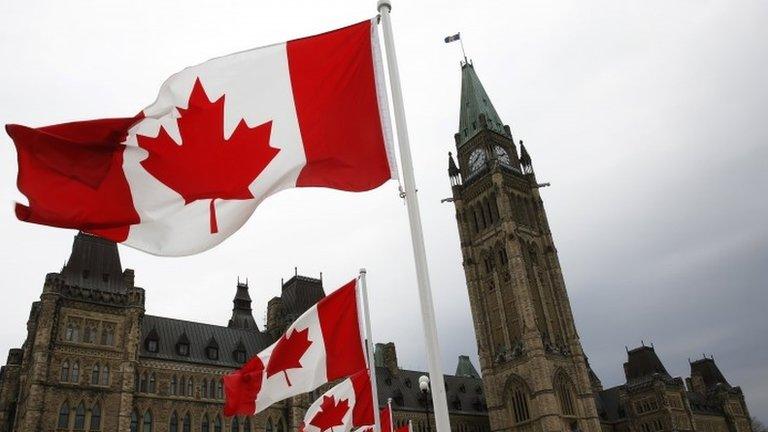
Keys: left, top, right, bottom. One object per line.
{"left": 457, "top": 62, "right": 508, "bottom": 147}
{"left": 60, "top": 232, "right": 126, "bottom": 292}
{"left": 623, "top": 346, "right": 671, "bottom": 382}
{"left": 455, "top": 355, "right": 480, "bottom": 378}
{"left": 277, "top": 275, "right": 325, "bottom": 322}
{"left": 690, "top": 358, "right": 731, "bottom": 390}
{"left": 596, "top": 386, "right": 626, "bottom": 422}
{"left": 376, "top": 367, "right": 487, "bottom": 416}
{"left": 140, "top": 315, "right": 274, "bottom": 368}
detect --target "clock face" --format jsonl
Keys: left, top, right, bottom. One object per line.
{"left": 494, "top": 145, "right": 511, "bottom": 166}
{"left": 468, "top": 149, "right": 487, "bottom": 173}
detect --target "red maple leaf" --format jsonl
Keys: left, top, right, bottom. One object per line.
{"left": 137, "top": 77, "right": 279, "bottom": 234}
{"left": 266, "top": 328, "right": 312, "bottom": 386}
{"left": 309, "top": 395, "right": 350, "bottom": 432}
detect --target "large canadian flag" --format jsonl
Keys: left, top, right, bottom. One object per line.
{"left": 224, "top": 279, "right": 367, "bottom": 416}
{"left": 6, "top": 19, "right": 395, "bottom": 256}
{"left": 299, "top": 370, "right": 375, "bottom": 432}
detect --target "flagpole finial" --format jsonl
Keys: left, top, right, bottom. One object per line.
{"left": 377, "top": 0, "right": 391, "bottom": 12}
{"left": 359, "top": 268, "right": 367, "bottom": 275}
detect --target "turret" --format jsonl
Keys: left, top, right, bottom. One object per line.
{"left": 228, "top": 280, "right": 258, "bottom": 330}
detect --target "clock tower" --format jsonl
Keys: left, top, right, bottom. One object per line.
{"left": 448, "top": 61, "right": 601, "bottom": 432}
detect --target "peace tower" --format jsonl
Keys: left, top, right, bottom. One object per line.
{"left": 447, "top": 61, "right": 602, "bottom": 432}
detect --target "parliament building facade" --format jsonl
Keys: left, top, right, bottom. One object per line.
{"left": 0, "top": 63, "right": 755, "bottom": 432}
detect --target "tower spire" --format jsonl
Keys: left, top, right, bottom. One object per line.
{"left": 228, "top": 279, "right": 258, "bottom": 330}
{"left": 457, "top": 62, "right": 510, "bottom": 147}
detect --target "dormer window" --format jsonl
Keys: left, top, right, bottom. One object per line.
{"left": 205, "top": 337, "right": 219, "bottom": 360}
{"left": 233, "top": 340, "right": 247, "bottom": 363}
{"left": 176, "top": 332, "right": 190, "bottom": 357}
{"left": 147, "top": 340, "right": 158, "bottom": 353}
{"left": 145, "top": 328, "right": 159, "bottom": 353}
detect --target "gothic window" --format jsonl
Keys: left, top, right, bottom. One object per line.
{"left": 149, "top": 373, "right": 156, "bottom": 393}
{"left": 187, "top": 377, "right": 193, "bottom": 396}
{"left": 277, "top": 418, "right": 286, "bottom": 432}
{"left": 244, "top": 417, "right": 252, "bottom": 432}
{"left": 143, "top": 410, "right": 153, "bottom": 432}
{"left": 71, "top": 361, "right": 80, "bottom": 383}
{"left": 555, "top": 373, "right": 576, "bottom": 416}
{"left": 83, "top": 325, "right": 92, "bottom": 344}
{"left": 214, "top": 415, "right": 222, "bottom": 432}
{"left": 202, "top": 379, "right": 209, "bottom": 398}
{"left": 84, "top": 321, "right": 98, "bottom": 343}
{"left": 179, "top": 376, "right": 186, "bottom": 395}
{"left": 471, "top": 210, "right": 479, "bottom": 233}
{"left": 91, "top": 364, "right": 100, "bottom": 385}
{"left": 509, "top": 380, "right": 530, "bottom": 424}
{"left": 60, "top": 360, "right": 70, "bottom": 382}
{"left": 58, "top": 402, "right": 70, "bottom": 429}
{"left": 183, "top": 413, "right": 191, "bottom": 432}
{"left": 66, "top": 321, "right": 80, "bottom": 342}
{"left": 202, "top": 414, "right": 210, "bottom": 432}
{"left": 266, "top": 418, "right": 274, "bottom": 432}
{"left": 100, "top": 323, "right": 115, "bottom": 346}
{"left": 101, "top": 365, "right": 110, "bottom": 386}
{"left": 209, "top": 379, "right": 216, "bottom": 399}
{"left": 140, "top": 372, "right": 148, "bottom": 392}
{"left": 216, "top": 380, "right": 223, "bottom": 399}
{"left": 170, "top": 412, "right": 179, "bottom": 432}
{"left": 74, "top": 401, "right": 86, "bottom": 430}
{"left": 90, "top": 402, "right": 101, "bottom": 431}
{"left": 171, "top": 376, "right": 178, "bottom": 395}
{"left": 130, "top": 411, "right": 139, "bottom": 432}
{"left": 232, "top": 417, "right": 240, "bottom": 432}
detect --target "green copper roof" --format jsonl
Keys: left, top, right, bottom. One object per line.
{"left": 455, "top": 355, "right": 480, "bottom": 378}
{"left": 458, "top": 62, "right": 506, "bottom": 146}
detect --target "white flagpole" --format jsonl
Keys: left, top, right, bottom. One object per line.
{"left": 375, "top": 3, "right": 452, "bottom": 432}
{"left": 359, "top": 269, "right": 383, "bottom": 432}
{"left": 387, "top": 398, "right": 394, "bottom": 432}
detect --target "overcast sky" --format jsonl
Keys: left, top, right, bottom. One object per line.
{"left": 1, "top": 0, "right": 766, "bottom": 422}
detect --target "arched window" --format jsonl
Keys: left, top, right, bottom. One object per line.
{"left": 170, "top": 412, "right": 179, "bottom": 432}
{"left": 555, "top": 372, "right": 576, "bottom": 416}
{"left": 216, "top": 380, "right": 223, "bottom": 399}
{"left": 90, "top": 402, "right": 101, "bottom": 431}
{"left": 101, "top": 365, "right": 110, "bottom": 386}
{"left": 91, "top": 364, "right": 100, "bottom": 385}
{"left": 140, "top": 372, "right": 148, "bottom": 392}
{"left": 171, "top": 376, "right": 178, "bottom": 395}
{"left": 83, "top": 323, "right": 92, "bottom": 343}
{"left": 186, "top": 378, "right": 193, "bottom": 396}
{"left": 277, "top": 418, "right": 285, "bottom": 432}
{"left": 143, "top": 411, "right": 153, "bottom": 432}
{"left": 202, "top": 414, "right": 210, "bottom": 432}
{"left": 148, "top": 373, "right": 156, "bottom": 393}
{"left": 71, "top": 362, "right": 80, "bottom": 383}
{"left": 209, "top": 380, "right": 216, "bottom": 399}
{"left": 183, "top": 413, "right": 191, "bottom": 432}
{"left": 100, "top": 324, "right": 115, "bottom": 346}
{"left": 244, "top": 417, "right": 252, "bottom": 432}
{"left": 508, "top": 379, "right": 531, "bottom": 424}
{"left": 74, "top": 401, "right": 86, "bottom": 430}
{"left": 179, "top": 376, "right": 186, "bottom": 396}
{"left": 266, "top": 418, "right": 274, "bottom": 432}
{"left": 232, "top": 417, "right": 240, "bottom": 432}
{"left": 130, "top": 411, "right": 139, "bottom": 432}
{"left": 202, "top": 379, "right": 208, "bottom": 398}
{"left": 214, "top": 415, "right": 222, "bottom": 432}
{"left": 58, "top": 402, "right": 70, "bottom": 429}
{"left": 66, "top": 322, "right": 76, "bottom": 341}
{"left": 60, "top": 360, "right": 70, "bottom": 382}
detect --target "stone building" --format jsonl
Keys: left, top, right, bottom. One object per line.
{"left": 445, "top": 60, "right": 754, "bottom": 432}
{"left": 0, "top": 60, "right": 756, "bottom": 432}
{"left": 0, "top": 233, "right": 489, "bottom": 432}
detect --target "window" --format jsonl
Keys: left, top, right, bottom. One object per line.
{"left": 140, "top": 372, "right": 148, "bottom": 392}
{"left": 100, "top": 324, "right": 115, "bottom": 346}
{"left": 510, "top": 383, "right": 530, "bottom": 424}
{"left": 186, "top": 378, "right": 193, "bottom": 396}
{"left": 177, "top": 343, "right": 189, "bottom": 356}
{"left": 171, "top": 376, "right": 178, "bottom": 395}
{"left": 72, "top": 362, "right": 80, "bottom": 383}
{"left": 555, "top": 374, "right": 575, "bottom": 416}
{"left": 91, "top": 364, "right": 100, "bottom": 385}
{"left": 234, "top": 349, "right": 247, "bottom": 364}
{"left": 66, "top": 321, "right": 80, "bottom": 342}
{"left": 209, "top": 380, "right": 216, "bottom": 399}
{"left": 149, "top": 373, "right": 156, "bottom": 393}
{"left": 214, "top": 416, "right": 222, "bottom": 432}
{"left": 232, "top": 417, "right": 240, "bottom": 432}
{"left": 61, "top": 360, "right": 70, "bottom": 382}
{"left": 170, "top": 412, "right": 179, "bottom": 432}
{"left": 101, "top": 365, "right": 110, "bottom": 386}
{"left": 90, "top": 403, "right": 101, "bottom": 431}
{"left": 179, "top": 376, "right": 186, "bottom": 396}
{"left": 277, "top": 418, "right": 285, "bottom": 432}
{"left": 74, "top": 402, "right": 86, "bottom": 430}
{"left": 143, "top": 410, "right": 153, "bottom": 432}
{"left": 216, "top": 380, "right": 223, "bottom": 399}
{"left": 183, "top": 413, "right": 191, "bottom": 432}
{"left": 58, "top": 403, "right": 70, "bottom": 429}
{"left": 243, "top": 417, "right": 252, "bottom": 432}
{"left": 202, "top": 414, "right": 210, "bottom": 432}
{"left": 130, "top": 411, "right": 139, "bottom": 432}
{"left": 147, "top": 339, "right": 158, "bottom": 353}
{"left": 266, "top": 419, "right": 274, "bottom": 432}
{"left": 202, "top": 379, "right": 209, "bottom": 398}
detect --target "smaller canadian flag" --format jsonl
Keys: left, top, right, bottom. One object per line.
{"left": 299, "top": 370, "right": 375, "bottom": 432}
{"left": 224, "top": 279, "right": 366, "bottom": 416}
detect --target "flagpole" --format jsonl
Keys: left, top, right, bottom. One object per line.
{"left": 359, "top": 269, "right": 383, "bottom": 432}
{"left": 375, "top": 3, "right": 452, "bottom": 432}
{"left": 387, "top": 398, "right": 394, "bottom": 432}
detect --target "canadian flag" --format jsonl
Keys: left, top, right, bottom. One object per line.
{"left": 224, "top": 279, "right": 367, "bottom": 416}
{"left": 299, "top": 370, "right": 374, "bottom": 432}
{"left": 6, "top": 19, "right": 395, "bottom": 256}
{"left": 356, "top": 404, "right": 398, "bottom": 432}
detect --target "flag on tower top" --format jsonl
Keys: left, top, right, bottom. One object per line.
{"left": 6, "top": 19, "right": 396, "bottom": 256}
{"left": 444, "top": 33, "right": 461, "bottom": 43}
